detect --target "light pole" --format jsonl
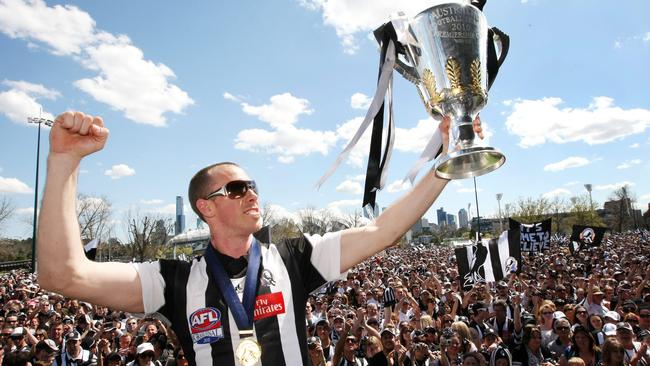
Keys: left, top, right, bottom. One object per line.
{"left": 496, "top": 193, "right": 503, "bottom": 233}
{"left": 27, "top": 116, "right": 53, "bottom": 273}
{"left": 584, "top": 184, "right": 593, "bottom": 221}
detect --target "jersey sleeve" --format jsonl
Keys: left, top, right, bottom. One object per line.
{"left": 281, "top": 231, "right": 344, "bottom": 294}
{"left": 304, "top": 231, "right": 344, "bottom": 281}
{"left": 132, "top": 261, "right": 166, "bottom": 314}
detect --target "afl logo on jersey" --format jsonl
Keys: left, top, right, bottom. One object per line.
{"left": 189, "top": 307, "right": 223, "bottom": 344}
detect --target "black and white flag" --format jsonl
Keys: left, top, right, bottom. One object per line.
{"left": 84, "top": 238, "right": 99, "bottom": 261}
{"left": 569, "top": 225, "right": 607, "bottom": 255}
{"left": 509, "top": 218, "right": 552, "bottom": 253}
{"left": 455, "top": 230, "right": 521, "bottom": 291}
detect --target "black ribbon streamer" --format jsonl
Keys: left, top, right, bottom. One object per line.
{"left": 363, "top": 24, "right": 400, "bottom": 216}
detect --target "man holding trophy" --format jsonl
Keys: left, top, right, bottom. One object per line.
{"left": 36, "top": 1, "right": 508, "bottom": 365}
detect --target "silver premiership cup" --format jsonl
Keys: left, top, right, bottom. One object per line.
{"left": 395, "top": 1, "right": 507, "bottom": 179}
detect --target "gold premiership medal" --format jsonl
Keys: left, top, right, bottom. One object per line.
{"left": 235, "top": 337, "right": 262, "bottom": 366}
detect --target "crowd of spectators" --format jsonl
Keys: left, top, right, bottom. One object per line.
{"left": 304, "top": 230, "right": 650, "bottom": 366}
{"left": 1, "top": 230, "right": 649, "bottom": 366}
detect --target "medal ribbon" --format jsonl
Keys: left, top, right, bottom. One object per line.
{"left": 204, "top": 238, "right": 261, "bottom": 330}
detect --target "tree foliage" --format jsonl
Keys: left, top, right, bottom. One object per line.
{"left": 505, "top": 194, "right": 604, "bottom": 234}
{"left": 124, "top": 210, "right": 174, "bottom": 262}
{"left": 607, "top": 185, "right": 638, "bottom": 232}
{"left": 77, "top": 194, "right": 112, "bottom": 242}
{"left": 0, "top": 196, "right": 15, "bottom": 234}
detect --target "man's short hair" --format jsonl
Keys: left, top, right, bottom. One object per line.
{"left": 188, "top": 162, "right": 239, "bottom": 220}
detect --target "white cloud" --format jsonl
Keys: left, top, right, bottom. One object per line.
{"left": 240, "top": 93, "right": 313, "bottom": 129}
{"left": 504, "top": 97, "right": 650, "bottom": 147}
{"left": 544, "top": 156, "right": 591, "bottom": 172}
{"left": 0, "top": 80, "right": 57, "bottom": 122}
{"left": 264, "top": 203, "right": 299, "bottom": 224}
{"left": 299, "top": 0, "right": 434, "bottom": 53}
{"left": 147, "top": 203, "right": 176, "bottom": 215}
{"left": 16, "top": 207, "right": 34, "bottom": 215}
{"left": 594, "top": 181, "right": 635, "bottom": 191}
{"left": 223, "top": 92, "right": 241, "bottom": 102}
{"left": 350, "top": 92, "right": 371, "bottom": 110}
{"left": 644, "top": 32, "right": 650, "bottom": 42}
{"left": 235, "top": 126, "right": 338, "bottom": 163}
{"left": 334, "top": 117, "right": 370, "bottom": 167}
{"left": 0, "top": 0, "right": 193, "bottom": 126}
{"left": 386, "top": 179, "right": 411, "bottom": 193}
{"left": 336, "top": 180, "right": 363, "bottom": 195}
{"left": 104, "top": 164, "right": 135, "bottom": 179}
{"left": 564, "top": 181, "right": 579, "bottom": 186}
{"left": 616, "top": 159, "right": 642, "bottom": 170}
{"left": 542, "top": 188, "right": 571, "bottom": 199}
{"left": 334, "top": 116, "right": 440, "bottom": 168}
{"left": 326, "top": 199, "right": 362, "bottom": 215}
{"left": 457, "top": 187, "right": 482, "bottom": 193}
{"left": 232, "top": 93, "right": 339, "bottom": 163}
{"left": 3, "top": 80, "right": 60, "bottom": 99}
{"left": 0, "top": 176, "right": 32, "bottom": 193}
{"left": 140, "top": 199, "right": 163, "bottom": 205}
{"left": 640, "top": 194, "right": 650, "bottom": 202}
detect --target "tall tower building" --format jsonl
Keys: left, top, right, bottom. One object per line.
{"left": 175, "top": 196, "right": 186, "bottom": 235}
{"left": 458, "top": 208, "right": 469, "bottom": 229}
{"left": 447, "top": 214, "right": 457, "bottom": 229}
{"left": 437, "top": 207, "right": 448, "bottom": 227}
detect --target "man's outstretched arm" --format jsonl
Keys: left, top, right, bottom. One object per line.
{"left": 339, "top": 117, "right": 483, "bottom": 272}
{"left": 37, "top": 111, "right": 145, "bottom": 313}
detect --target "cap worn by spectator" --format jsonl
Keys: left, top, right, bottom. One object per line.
{"left": 36, "top": 339, "right": 59, "bottom": 352}
{"left": 604, "top": 311, "right": 620, "bottom": 322}
{"left": 136, "top": 342, "right": 155, "bottom": 355}
{"left": 603, "top": 323, "right": 617, "bottom": 336}
{"left": 471, "top": 302, "right": 488, "bottom": 314}
{"left": 497, "top": 281, "right": 508, "bottom": 289}
{"left": 381, "top": 326, "right": 398, "bottom": 337}
{"left": 616, "top": 322, "right": 633, "bottom": 333}
{"left": 315, "top": 318, "right": 329, "bottom": 327}
{"left": 62, "top": 316, "right": 73, "bottom": 324}
{"left": 593, "top": 287, "right": 605, "bottom": 296}
{"left": 553, "top": 311, "right": 568, "bottom": 321}
{"left": 81, "top": 337, "right": 96, "bottom": 350}
{"left": 484, "top": 327, "right": 497, "bottom": 338}
{"left": 66, "top": 331, "right": 81, "bottom": 341}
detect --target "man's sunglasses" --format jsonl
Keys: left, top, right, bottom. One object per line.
{"left": 205, "top": 180, "right": 257, "bottom": 200}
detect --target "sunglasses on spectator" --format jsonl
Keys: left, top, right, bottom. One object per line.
{"left": 205, "top": 180, "right": 257, "bottom": 200}
{"left": 555, "top": 326, "right": 570, "bottom": 331}
{"left": 346, "top": 338, "right": 358, "bottom": 344}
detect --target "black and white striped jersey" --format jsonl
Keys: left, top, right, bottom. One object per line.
{"left": 134, "top": 232, "right": 342, "bottom": 366}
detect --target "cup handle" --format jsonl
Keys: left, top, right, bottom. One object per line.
{"left": 394, "top": 59, "right": 419, "bottom": 84}
{"left": 490, "top": 27, "right": 510, "bottom": 68}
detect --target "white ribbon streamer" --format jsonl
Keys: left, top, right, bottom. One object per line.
{"left": 315, "top": 40, "right": 397, "bottom": 189}
{"left": 403, "top": 127, "right": 443, "bottom": 184}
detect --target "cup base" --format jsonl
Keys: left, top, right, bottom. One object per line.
{"left": 434, "top": 147, "right": 505, "bottom": 179}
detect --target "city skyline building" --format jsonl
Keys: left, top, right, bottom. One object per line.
{"left": 447, "top": 213, "right": 457, "bottom": 230}
{"left": 458, "top": 208, "right": 469, "bottom": 229}
{"left": 437, "top": 207, "right": 448, "bottom": 227}
{"left": 175, "top": 196, "right": 185, "bottom": 235}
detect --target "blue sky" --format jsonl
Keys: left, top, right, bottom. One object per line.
{"left": 1, "top": 0, "right": 649, "bottom": 240}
